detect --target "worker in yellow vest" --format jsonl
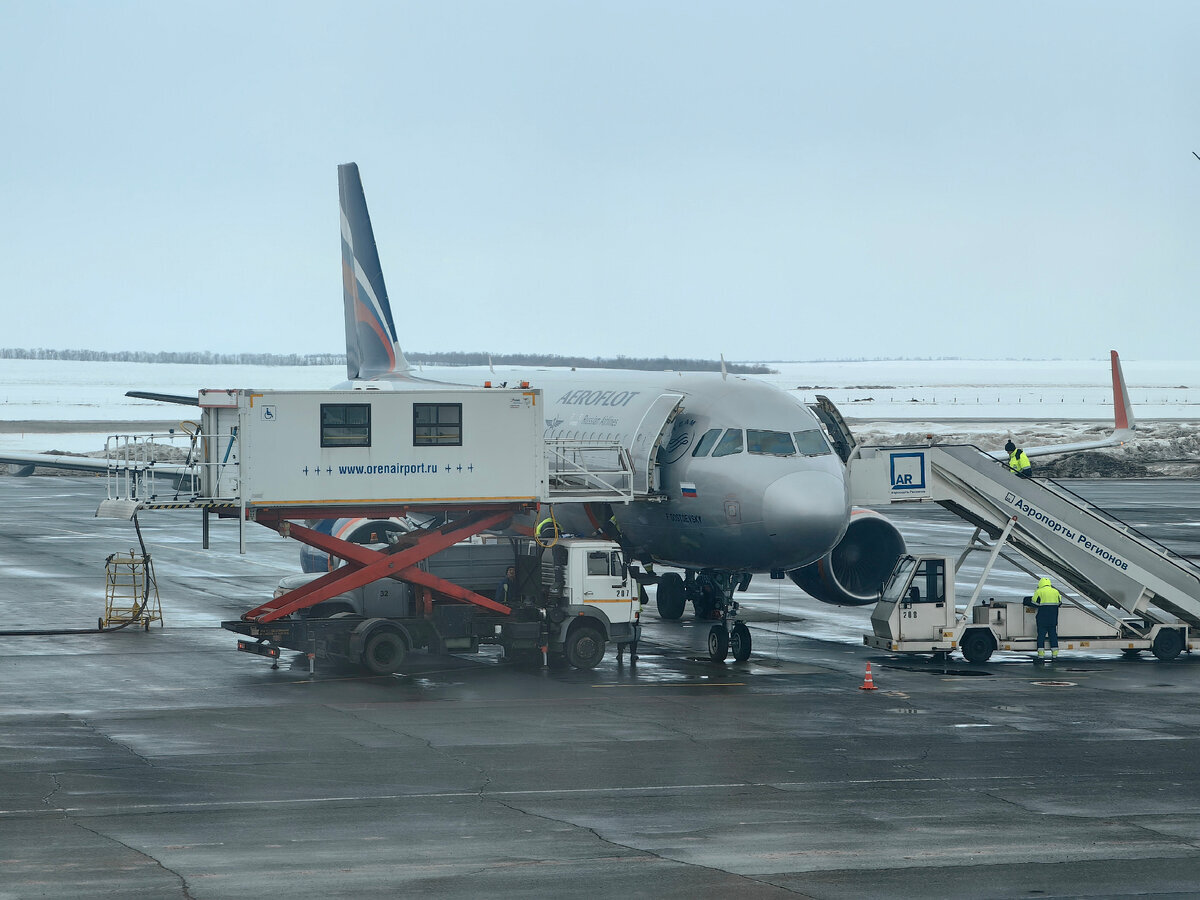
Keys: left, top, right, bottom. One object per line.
{"left": 1031, "top": 576, "right": 1062, "bottom": 660}
{"left": 1005, "top": 440, "right": 1032, "bottom": 478}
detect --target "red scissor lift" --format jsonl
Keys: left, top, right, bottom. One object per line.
{"left": 222, "top": 502, "right": 544, "bottom": 674}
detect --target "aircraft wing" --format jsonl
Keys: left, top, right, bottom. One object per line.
{"left": 983, "top": 350, "right": 1136, "bottom": 460}
{"left": 0, "top": 450, "right": 191, "bottom": 477}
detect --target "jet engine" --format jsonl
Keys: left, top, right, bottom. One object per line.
{"left": 299, "top": 517, "right": 414, "bottom": 573}
{"left": 788, "top": 507, "right": 906, "bottom": 606}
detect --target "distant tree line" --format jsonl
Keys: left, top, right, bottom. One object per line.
{"left": 0, "top": 348, "right": 346, "bottom": 366}
{"left": 0, "top": 348, "right": 774, "bottom": 374}
{"left": 407, "top": 351, "right": 773, "bottom": 374}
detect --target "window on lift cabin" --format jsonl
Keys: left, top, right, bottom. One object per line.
{"left": 320, "top": 403, "right": 371, "bottom": 447}
{"left": 793, "top": 429, "right": 833, "bottom": 456}
{"left": 413, "top": 402, "right": 463, "bottom": 446}
{"left": 691, "top": 428, "right": 723, "bottom": 457}
{"left": 747, "top": 429, "right": 796, "bottom": 456}
{"left": 711, "top": 428, "right": 744, "bottom": 458}
{"left": 587, "top": 550, "right": 610, "bottom": 576}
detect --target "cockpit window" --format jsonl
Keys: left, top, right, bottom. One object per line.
{"left": 747, "top": 430, "right": 796, "bottom": 456}
{"left": 691, "top": 428, "right": 723, "bottom": 457}
{"left": 793, "top": 429, "right": 832, "bottom": 456}
{"left": 711, "top": 429, "right": 744, "bottom": 457}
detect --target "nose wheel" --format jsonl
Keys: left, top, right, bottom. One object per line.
{"left": 706, "top": 604, "right": 752, "bottom": 663}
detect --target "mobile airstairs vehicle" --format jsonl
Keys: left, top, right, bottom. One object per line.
{"left": 94, "top": 385, "right": 711, "bottom": 672}
{"left": 847, "top": 442, "right": 1200, "bottom": 662}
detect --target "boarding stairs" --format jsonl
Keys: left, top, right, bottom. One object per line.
{"left": 847, "top": 442, "right": 1200, "bottom": 631}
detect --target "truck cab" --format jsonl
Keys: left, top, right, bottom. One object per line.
{"left": 869, "top": 554, "right": 955, "bottom": 646}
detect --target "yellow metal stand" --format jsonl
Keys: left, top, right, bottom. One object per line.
{"left": 102, "top": 550, "right": 163, "bottom": 630}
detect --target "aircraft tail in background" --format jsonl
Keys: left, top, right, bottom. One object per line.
{"left": 1111, "top": 349, "right": 1135, "bottom": 434}
{"left": 338, "top": 162, "right": 410, "bottom": 381}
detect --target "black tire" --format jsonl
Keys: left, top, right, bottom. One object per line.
{"left": 1152, "top": 628, "right": 1184, "bottom": 662}
{"left": 1120, "top": 648, "right": 1142, "bottom": 660}
{"left": 565, "top": 624, "right": 606, "bottom": 669}
{"left": 361, "top": 630, "right": 407, "bottom": 675}
{"left": 708, "top": 624, "right": 729, "bottom": 662}
{"left": 960, "top": 630, "right": 994, "bottom": 664}
{"left": 730, "top": 623, "right": 752, "bottom": 662}
{"left": 656, "top": 573, "right": 686, "bottom": 620}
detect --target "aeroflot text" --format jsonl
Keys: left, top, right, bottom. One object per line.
{"left": 1007, "top": 496, "right": 1129, "bottom": 572}
{"left": 556, "top": 390, "right": 641, "bottom": 407}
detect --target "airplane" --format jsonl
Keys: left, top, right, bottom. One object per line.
{"left": 0, "top": 162, "right": 1138, "bottom": 633}
{"left": 310, "top": 163, "right": 1138, "bottom": 621}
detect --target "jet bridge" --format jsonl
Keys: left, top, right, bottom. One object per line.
{"left": 847, "top": 442, "right": 1200, "bottom": 636}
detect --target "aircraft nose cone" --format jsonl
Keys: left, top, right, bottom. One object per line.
{"left": 762, "top": 470, "right": 850, "bottom": 569}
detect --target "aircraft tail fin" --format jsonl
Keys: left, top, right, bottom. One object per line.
{"left": 338, "top": 163, "right": 411, "bottom": 380}
{"left": 1110, "top": 350, "right": 1135, "bottom": 434}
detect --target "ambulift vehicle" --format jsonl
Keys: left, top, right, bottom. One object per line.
{"left": 229, "top": 537, "right": 641, "bottom": 674}
{"left": 865, "top": 549, "right": 1191, "bottom": 664}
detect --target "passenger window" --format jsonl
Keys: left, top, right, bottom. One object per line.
{"left": 691, "top": 428, "right": 723, "bottom": 457}
{"left": 712, "top": 429, "right": 744, "bottom": 457}
{"left": 321, "top": 403, "right": 371, "bottom": 448}
{"left": 413, "top": 403, "right": 462, "bottom": 446}
{"left": 748, "top": 430, "right": 796, "bottom": 456}
{"left": 793, "top": 429, "right": 832, "bottom": 456}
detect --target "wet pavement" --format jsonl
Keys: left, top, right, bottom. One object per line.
{"left": 3, "top": 476, "right": 1200, "bottom": 898}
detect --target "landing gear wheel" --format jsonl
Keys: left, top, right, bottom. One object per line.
{"left": 565, "top": 625, "right": 606, "bottom": 669}
{"left": 730, "top": 623, "right": 752, "bottom": 662}
{"left": 707, "top": 624, "right": 729, "bottom": 662}
{"left": 1152, "top": 628, "right": 1184, "bottom": 662}
{"left": 960, "top": 630, "right": 994, "bottom": 664}
{"left": 656, "top": 573, "right": 686, "bottom": 620}
{"left": 361, "top": 630, "right": 407, "bottom": 675}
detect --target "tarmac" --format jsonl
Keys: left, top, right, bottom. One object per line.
{"left": 3, "top": 475, "right": 1200, "bottom": 899}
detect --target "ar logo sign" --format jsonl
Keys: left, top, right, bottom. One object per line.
{"left": 890, "top": 451, "right": 926, "bottom": 491}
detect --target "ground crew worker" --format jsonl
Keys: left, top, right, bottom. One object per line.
{"left": 1005, "top": 440, "right": 1032, "bottom": 478}
{"left": 535, "top": 515, "right": 557, "bottom": 544}
{"left": 1030, "top": 576, "right": 1062, "bottom": 660}
{"left": 495, "top": 566, "right": 517, "bottom": 606}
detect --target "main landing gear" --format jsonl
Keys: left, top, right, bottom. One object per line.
{"left": 648, "top": 568, "right": 753, "bottom": 663}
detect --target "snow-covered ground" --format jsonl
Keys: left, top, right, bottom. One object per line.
{"left": 1, "top": 358, "right": 1197, "bottom": 470}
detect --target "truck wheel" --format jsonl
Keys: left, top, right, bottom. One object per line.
{"left": 1152, "top": 628, "right": 1184, "bottom": 662}
{"left": 656, "top": 573, "right": 686, "bottom": 620}
{"left": 960, "top": 630, "right": 994, "bottom": 664}
{"left": 565, "top": 624, "right": 605, "bottom": 669}
{"left": 707, "top": 624, "right": 729, "bottom": 662}
{"left": 361, "top": 630, "right": 407, "bottom": 675}
{"left": 730, "top": 623, "right": 752, "bottom": 661}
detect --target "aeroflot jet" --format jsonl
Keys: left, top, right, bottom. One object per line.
{"left": 329, "top": 163, "right": 1133, "bottom": 620}
{"left": 0, "top": 163, "right": 1136, "bottom": 625}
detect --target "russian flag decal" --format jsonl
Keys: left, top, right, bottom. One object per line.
{"left": 680, "top": 482, "right": 698, "bottom": 498}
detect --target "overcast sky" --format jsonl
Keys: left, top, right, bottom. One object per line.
{"left": 3, "top": 2, "right": 1198, "bottom": 362}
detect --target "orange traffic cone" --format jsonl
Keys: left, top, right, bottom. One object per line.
{"left": 859, "top": 662, "right": 878, "bottom": 691}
